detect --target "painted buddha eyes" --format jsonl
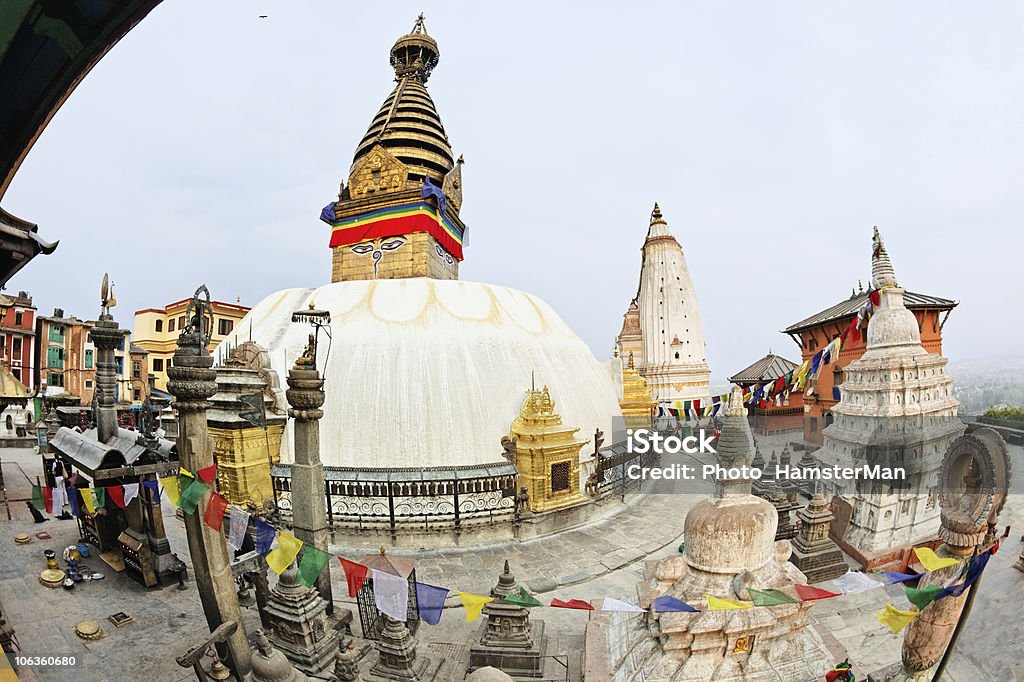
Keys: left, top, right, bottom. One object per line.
{"left": 350, "top": 243, "right": 375, "bottom": 255}
{"left": 380, "top": 239, "right": 405, "bottom": 251}
{"left": 350, "top": 237, "right": 408, "bottom": 277}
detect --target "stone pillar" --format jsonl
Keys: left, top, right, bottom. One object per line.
{"left": 88, "top": 315, "right": 121, "bottom": 443}
{"left": 167, "top": 292, "right": 251, "bottom": 678}
{"left": 285, "top": 355, "right": 333, "bottom": 612}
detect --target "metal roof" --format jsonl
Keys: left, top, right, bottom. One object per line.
{"left": 729, "top": 353, "right": 799, "bottom": 384}
{"left": 784, "top": 290, "right": 957, "bottom": 334}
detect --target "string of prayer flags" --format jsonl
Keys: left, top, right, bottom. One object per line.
{"left": 877, "top": 604, "right": 918, "bottom": 634}
{"left": 600, "top": 598, "right": 644, "bottom": 613}
{"left": 705, "top": 595, "right": 752, "bottom": 611}
{"left": 373, "top": 570, "right": 409, "bottom": 621}
{"left": 266, "top": 531, "right": 303, "bottom": 575}
{"left": 937, "top": 553, "right": 990, "bottom": 600}
{"left": 502, "top": 587, "right": 543, "bottom": 608}
{"left": 415, "top": 583, "right": 450, "bottom": 625}
{"left": 653, "top": 595, "right": 699, "bottom": 613}
{"left": 882, "top": 571, "right": 918, "bottom": 584}
{"left": 123, "top": 483, "right": 140, "bottom": 506}
{"left": 459, "top": 592, "right": 493, "bottom": 622}
{"left": 297, "top": 546, "right": 332, "bottom": 589}
{"left": 106, "top": 485, "right": 125, "bottom": 509}
{"left": 913, "top": 547, "right": 958, "bottom": 572}
{"left": 197, "top": 464, "right": 217, "bottom": 485}
{"left": 254, "top": 518, "right": 276, "bottom": 555}
{"left": 160, "top": 476, "right": 180, "bottom": 506}
{"left": 833, "top": 572, "right": 885, "bottom": 595}
{"left": 31, "top": 483, "right": 44, "bottom": 511}
{"left": 177, "top": 479, "right": 208, "bottom": 514}
{"left": 142, "top": 479, "right": 161, "bottom": 502}
{"left": 794, "top": 584, "right": 840, "bottom": 601}
{"left": 748, "top": 588, "right": 799, "bottom": 606}
{"left": 227, "top": 507, "right": 251, "bottom": 551}
{"left": 82, "top": 489, "right": 96, "bottom": 514}
{"left": 339, "top": 558, "right": 369, "bottom": 597}
{"left": 203, "top": 492, "right": 229, "bottom": 532}
{"left": 905, "top": 584, "right": 944, "bottom": 611}
{"left": 550, "top": 599, "right": 594, "bottom": 611}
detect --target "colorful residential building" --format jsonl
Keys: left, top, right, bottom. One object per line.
{"left": 0, "top": 291, "right": 36, "bottom": 391}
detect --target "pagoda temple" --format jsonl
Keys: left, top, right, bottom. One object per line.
{"left": 617, "top": 203, "right": 711, "bottom": 405}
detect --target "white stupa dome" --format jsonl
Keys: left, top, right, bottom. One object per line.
{"left": 220, "top": 279, "right": 622, "bottom": 470}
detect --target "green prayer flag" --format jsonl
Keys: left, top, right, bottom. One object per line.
{"left": 502, "top": 587, "right": 542, "bottom": 608}
{"left": 30, "top": 484, "right": 44, "bottom": 511}
{"left": 748, "top": 588, "right": 799, "bottom": 606}
{"left": 905, "top": 584, "right": 943, "bottom": 611}
{"left": 94, "top": 487, "right": 106, "bottom": 509}
{"left": 178, "top": 478, "right": 209, "bottom": 514}
{"left": 296, "top": 546, "right": 331, "bottom": 588}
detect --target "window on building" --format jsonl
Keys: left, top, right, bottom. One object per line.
{"left": 132, "top": 360, "right": 141, "bottom": 378}
{"left": 168, "top": 319, "right": 176, "bottom": 333}
{"left": 14, "top": 312, "right": 22, "bottom": 326}
{"left": 115, "top": 357, "right": 124, "bottom": 375}
{"left": 12, "top": 337, "right": 20, "bottom": 354}
{"left": 84, "top": 349, "right": 93, "bottom": 369}
{"left": 133, "top": 388, "right": 141, "bottom": 401}
{"left": 85, "top": 380, "right": 93, "bottom": 389}
{"left": 46, "top": 346, "right": 62, "bottom": 369}
{"left": 155, "top": 320, "right": 163, "bottom": 332}
{"left": 47, "top": 373, "right": 63, "bottom": 387}
{"left": 12, "top": 369, "right": 20, "bottom": 381}
{"left": 218, "top": 318, "right": 234, "bottom": 336}
{"left": 116, "top": 336, "right": 125, "bottom": 351}
{"left": 48, "top": 326, "right": 63, "bottom": 342}
{"left": 551, "top": 462, "right": 570, "bottom": 493}
{"left": 178, "top": 316, "right": 186, "bottom": 329}
{"left": 152, "top": 358, "right": 164, "bottom": 372}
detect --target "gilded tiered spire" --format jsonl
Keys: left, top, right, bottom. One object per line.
{"left": 620, "top": 352, "right": 656, "bottom": 430}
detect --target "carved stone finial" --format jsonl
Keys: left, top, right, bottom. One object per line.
{"left": 651, "top": 202, "right": 663, "bottom": 222}
{"left": 871, "top": 226, "right": 898, "bottom": 289}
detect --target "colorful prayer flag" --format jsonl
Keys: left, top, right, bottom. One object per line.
{"left": 94, "top": 487, "right": 106, "bottom": 509}
{"left": 297, "top": 546, "right": 331, "bottom": 588}
{"left": 882, "top": 571, "right": 918, "bottom": 584}
{"left": 937, "top": 553, "right": 990, "bottom": 600}
{"left": 160, "top": 476, "right": 180, "bottom": 506}
{"left": 266, "top": 532, "right": 303, "bottom": 574}
{"left": 373, "top": 570, "right": 409, "bottom": 621}
{"left": 833, "top": 572, "right": 884, "bottom": 595}
{"left": 142, "top": 479, "right": 161, "bottom": 502}
{"left": 339, "top": 557, "right": 369, "bottom": 597}
{"left": 905, "top": 584, "right": 943, "bottom": 610}
{"left": 82, "top": 489, "right": 96, "bottom": 514}
{"left": 503, "top": 587, "right": 543, "bottom": 608}
{"left": 459, "top": 592, "right": 494, "bottom": 622}
{"left": 794, "top": 584, "right": 840, "bottom": 601}
{"left": 31, "top": 484, "right": 44, "bottom": 511}
{"left": 415, "top": 583, "right": 449, "bottom": 625}
{"left": 600, "top": 597, "right": 644, "bottom": 613}
{"left": 877, "top": 603, "right": 917, "bottom": 634}
{"left": 227, "top": 506, "right": 251, "bottom": 550}
{"left": 197, "top": 464, "right": 217, "bottom": 485}
{"left": 551, "top": 598, "right": 595, "bottom": 610}
{"left": 123, "top": 483, "right": 140, "bottom": 506}
{"left": 177, "top": 479, "right": 208, "bottom": 514}
{"left": 254, "top": 518, "right": 275, "bottom": 555}
{"left": 203, "top": 492, "right": 229, "bottom": 531}
{"left": 42, "top": 486, "right": 53, "bottom": 513}
{"left": 914, "top": 547, "right": 958, "bottom": 572}
{"left": 748, "top": 588, "right": 798, "bottom": 606}
{"left": 106, "top": 485, "right": 125, "bottom": 509}
{"left": 869, "top": 289, "right": 881, "bottom": 306}
{"left": 652, "top": 595, "right": 699, "bottom": 613}
{"left": 704, "top": 595, "right": 751, "bottom": 611}
{"left": 68, "top": 488, "right": 80, "bottom": 516}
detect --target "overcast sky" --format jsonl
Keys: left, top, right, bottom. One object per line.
{"left": 4, "top": 1, "right": 1022, "bottom": 385}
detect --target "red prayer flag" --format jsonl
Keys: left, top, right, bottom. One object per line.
{"left": 550, "top": 598, "right": 595, "bottom": 610}
{"left": 693, "top": 399, "right": 701, "bottom": 413}
{"left": 869, "top": 289, "right": 881, "bottom": 306}
{"left": 848, "top": 316, "right": 861, "bottom": 343}
{"left": 203, "top": 492, "right": 229, "bottom": 531}
{"left": 197, "top": 465, "right": 217, "bottom": 485}
{"left": 42, "top": 487, "right": 53, "bottom": 514}
{"left": 794, "top": 584, "right": 840, "bottom": 601}
{"left": 339, "top": 557, "right": 368, "bottom": 597}
{"left": 991, "top": 540, "right": 1000, "bottom": 555}
{"left": 106, "top": 485, "right": 126, "bottom": 509}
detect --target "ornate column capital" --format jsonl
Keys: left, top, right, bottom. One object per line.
{"left": 286, "top": 366, "right": 325, "bottom": 422}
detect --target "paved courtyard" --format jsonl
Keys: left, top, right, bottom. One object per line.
{"left": 1, "top": 440, "right": 1022, "bottom": 681}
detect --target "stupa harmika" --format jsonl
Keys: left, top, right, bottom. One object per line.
{"left": 616, "top": 203, "right": 711, "bottom": 405}
{"left": 814, "top": 227, "right": 963, "bottom": 566}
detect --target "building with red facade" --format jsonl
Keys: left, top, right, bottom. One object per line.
{"left": 0, "top": 291, "right": 36, "bottom": 391}
{"left": 728, "top": 352, "right": 804, "bottom": 435}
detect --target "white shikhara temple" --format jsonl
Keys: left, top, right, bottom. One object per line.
{"left": 617, "top": 203, "right": 712, "bottom": 404}
{"left": 814, "top": 228, "right": 963, "bottom": 562}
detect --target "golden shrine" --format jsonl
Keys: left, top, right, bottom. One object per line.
{"left": 619, "top": 352, "right": 656, "bottom": 430}
{"left": 509, "top": 387, "right": 588, "bottom": 513}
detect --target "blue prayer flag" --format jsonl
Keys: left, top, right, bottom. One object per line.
{"left": 810, "top": 351, "right": 823, "bottom": 375}
{"left": 882, "top": 571, "right": 918, "bottom": 584}
{"left": 937, "top": 553, "right": 990, "bottom": 600}
{"left": 143, "top": 479, "right": 161, "bottom": 502}
{"left": 832, "top": 387, "right": 841, "bottom": 401}
{"left": 415, "top": 582, "right": 450, "bottom": 625}
{"left": 68, "top": 488, "right": 80, "bottom": 517}
{"left": 653, "top": 595, "right": 699, "bottom": 613}
{"left": 254, "top": 518, "right": 275, "bottom": 555}
{"left": 319, "top": 202, "right": 336, "bottom": 224}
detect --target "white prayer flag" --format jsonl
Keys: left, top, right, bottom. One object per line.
{"left": 833, "top": 571, "right": 884, "bottom": 595}
{"left": 227, "top": 506, "right": 251, "bottom": 550}
{"left": 372, "top": 569, "right": 408, "bottom": 621}
{"left": 601, "top": 597, "right": 644, "bottom": 613}
{"left": 123, "top": 483, "right": 140, "bottom": 505}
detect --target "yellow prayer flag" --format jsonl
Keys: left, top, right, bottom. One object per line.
{"left": 266, "top": 532, "right": 303, "bottom": 575}
{"left": 914, "top": 547, "right": 958, "bottom": 572}
{"left": 180, "top": 469, "right": 195, "bottom": 478}
{"left": 704, "top": 594, "right": 752, "bottom": 611}
{"left": 160, "top": 476, "right": 181, "bottom": 506}
{"left": 82, "top": 489, "right": 96, "bottom": 514}
{"left": 459, "top": 592, "right": 494, "bottom": 622}
{"left": 877, "top": 603, "right": 918, "bottom": 634}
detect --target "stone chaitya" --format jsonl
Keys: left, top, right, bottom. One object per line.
{"left": 264, "top": 562, "right": 339, "bottom": 676}
{"left": 815, "top": 228, "right": 963, "bottom": 568}
{"left": 788, "top": 483, "right": 848, "bottom": 584}
{"left": 468, "top": 560, "right": 547, "bottom": 678}
{"left": 591, "top": 387, "right": 832, "bottom": 680}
